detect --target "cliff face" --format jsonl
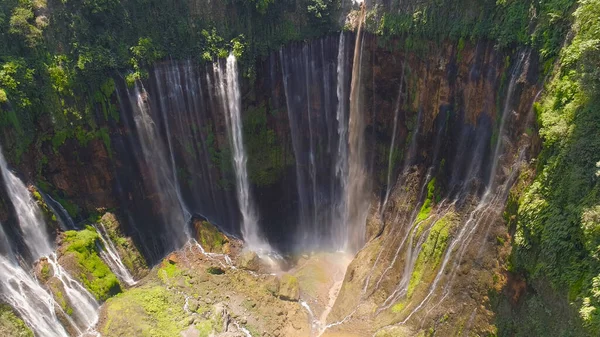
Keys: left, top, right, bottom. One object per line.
{"left": 325, "top": 37, "right": 541, "bottom": 336}
{"left": 5, "top": 32, "right": 541, "bottom": 256}
{"left": 1, "top": 31, "right": 542, "bottom": 336}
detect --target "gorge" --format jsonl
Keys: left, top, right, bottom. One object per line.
{"left": 0, "top": 0, "right": 599, "bottom": 337}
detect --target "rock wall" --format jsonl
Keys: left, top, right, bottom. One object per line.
{"left": 2, "top": 33, "right": 540, "bottom": 264}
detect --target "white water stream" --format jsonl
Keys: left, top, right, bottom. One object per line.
{"left": 213, "top": 54, "right": 271, "bottom": 254}
{"left": 0, "top": 147, "right": 100, "bottom": 336}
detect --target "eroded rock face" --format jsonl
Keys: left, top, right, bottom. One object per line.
{"left": 1, "top": 31, "right": 538, "bottom": 265}
{"left": 98, "top": 241, "right": 311, "bottom": 337}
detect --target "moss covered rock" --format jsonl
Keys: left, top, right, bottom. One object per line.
{"left": 60, "top": 227, "right": 121, "bottom": 301}
{"left": 237, "top": 251, "right": 260, "bottom": 272}
{"left": 278, "top": 274, "right": 300, "bottom": 301}
{"left": 406, "top": 212, "right": 458, "bottom": 298}
{"left": 0, "top": 304, "right": 34, "bottom": 337}
{"left": 29, "top": 186, "right": 60, "bottom": 232}
{"left": 193, "top": 219, "right": 229, "bottom": 254}
{"left": 98, "top": 213, "right": 148, "bottom": 279}
{"left": 100, "top": 285, "right": 187, "bottom": 337}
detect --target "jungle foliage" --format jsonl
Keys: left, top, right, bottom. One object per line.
{"left": 0, "top": 0, "right": 342, "bottom": 163}
{"left": 507, "top": 0, "right": 600, "bottom": 334}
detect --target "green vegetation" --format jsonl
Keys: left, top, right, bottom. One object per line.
{"left": 373, "top": 0, "right": 576, "bottom": 69}
{"left": 195, "top": 220, "right": 228, "bottom": 253}
{"left": 39, "top": 261, "right": 50, "bottom": 282}
{"left": 416, "top": 178, "right": 437, "bottom": 223}
{"left": 101, "top": 285, "right": 187, "bottom": 337}
{"left": 278, "top": 274, "right": 300, "bottom": 301}
{"left": 158, "top": 260, "right": 181, "bottom": 283}
{"left": 62, "top": 227, "right": 121, "bottom": 301}
{"left": 505, "top": 0, "right": 600, "bottom": 335}
{"left": 243, "top": 103, "right": 289, "bottom": 186}
{"left": 30, "top": 187, "right": 59, "bottom": 230}
{"left": 98, "top": 213, "right": 148, "bottom": 277}
{"left": 391, "top": 299, "right": 407, "bottom": 313}
{"left": 407, "top": 212, "right": 457, "bottom": 298}
{"left": 0, "top": 0, "right": 342, "bottom": 165}
{"left": 0, "top": 304, "right": 34, "bottom": 337}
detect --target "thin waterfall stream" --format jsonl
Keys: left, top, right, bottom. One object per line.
{"left": 94, "top": 224, "right": 137, "bottom": 286}
{"left": 214, "top": 54, "right": 271, "bottom": 253}
{"left": 346, "top": 4, "right": 368, "bottom": 253}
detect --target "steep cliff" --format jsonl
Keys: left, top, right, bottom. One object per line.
{"left": 1, "top": 0, "right": 597, "bottom": 336}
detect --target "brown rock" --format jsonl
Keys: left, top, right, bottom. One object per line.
{"left": 277, "top": 274, "right": 299, "bottom": 301}
{"left": 237, "top": 251, "right": 260, "bottom": 272}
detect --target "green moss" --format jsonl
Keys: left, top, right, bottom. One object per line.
{"left": 278, "top": 274, "right": 300, "bottom": 301}
{"left": 245, "top": 324, "right": 260, "bottom": 337}
{"left": 54, "top": 290, "right": 72, "bottom": 316}
{"left": 407, "top": 212, "right": 457, "bottom": 298}
{"left": 30, "top": 187, "right": 60, "bottom": 230}
{"left": 40, "top": 263, "right": 50, "bottom": 281}
{"left": 416, "top": 178, "right": 437, "bottom": 223}
{"left": 0, "top": 304, "right": 34, "bottom": 337}
{"left": 98, "top": 213, "right": 148, "bottom": 277}
{"left": 195, "top": 221, "right": 227, "bottom": 253}
{"left": 391, "top": 300, "right": 407, "bottom": 313}
{"left": 101, "top": 285, "right": 186, "bottom": 337}
{"left": 195, "top": 320, "right": 213, "bottom": 337}
{"left": 158, "top": 261, "right": 180, "bottom": 283}
{"left": 62, "top": 227, "right": 121, "bottom": 301}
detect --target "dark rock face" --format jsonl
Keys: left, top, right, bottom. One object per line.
{"left": 2, "top": 33, "right": 540, "bottom": 266}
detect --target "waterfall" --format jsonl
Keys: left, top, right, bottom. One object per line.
{"left": 213, "top": 55, "right": 270, "bottom": 253}
{"left": 346, "top": 5, "right": 369, "bottom": 253}
{"left": 334, "top": 32, "right": 350, "bottom": 248}
{"left": 127, "top": 83, "right": 191, "bottom": 251}
{"left": 94, "top": 224, "right": 137, "bottom": 286}
{"left": 304, "top": 45, "right": 319, "bottom": 232}
{"left": 45, "top": 255, "right": 100, "bottom": 330}
{"left": 486, "top": 51, "right": 528, "bottom": 193}
{"left": 278, "top": 28, "right": 368, "bottom": 253}
{"left": 280, "top": 36, "right": 350, "bottom": 251}
{"left": 395, "top": 52, "right": 530, "bottom": 323}
{"left": 0, "top": 227, "right": 70, "bottom": 337}
{"left": 280, "top": 47, "right": 312, "bottom": 247}
{"left": 0, "top": 151, "right": 53, "bottom": 259}
{"left": 0, "top": 147, "right": 99, "bottom": 335}
{"left": 40, "top": 191, "right": 77, "bottom": 230}
{"left": 381, "top": 65, "right": 406, "bottom": 213}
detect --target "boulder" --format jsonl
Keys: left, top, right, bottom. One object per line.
{"left": 278, "top": 274, "right": 299, "bottom": 301}
{"left": 194, "top": 219, "right": 229, "bottom": 253}
{"left": 237, "top": 251, "right": 260, "bottom": 272}
{"left": 264, "top": 275, "right": 280, "bottom": 296}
